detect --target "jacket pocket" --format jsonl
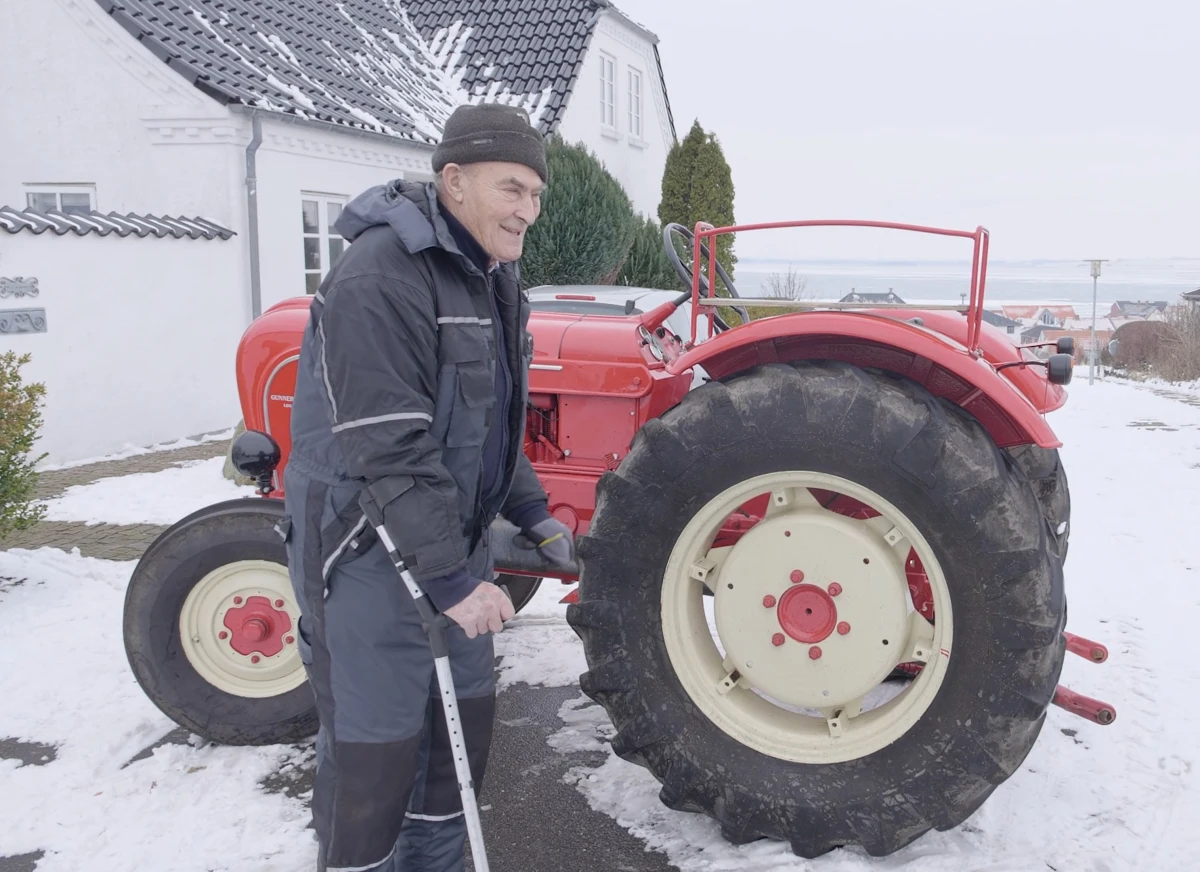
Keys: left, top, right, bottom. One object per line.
{"left": 446, "top": 359, "right": 494, "bottom": 448}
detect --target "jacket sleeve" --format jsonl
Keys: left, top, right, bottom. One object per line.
{"left": 318, "top": 273, "right": 470, "bottom": 582}
{"left": 501, "top": 453, "right": 549, "bottom": 528}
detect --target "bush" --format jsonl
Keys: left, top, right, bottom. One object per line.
{"left": 0, "top": 352, "right": 47, "bottom": 542}
{"left": 520, "top": 136, "right": 638, "bottom": 289}
{"left": 616, "top": 215, "right": 683, "bottom": 290}
{"left": 1110, "top": 320, "right": 1181, "bottom": 372}
{"left": 1150, "top": 307, "right": 1200, "bottom": 382}
{"left": 741, "top": 266, "right": 812, "bottom": 321}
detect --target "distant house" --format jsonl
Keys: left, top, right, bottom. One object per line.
{"left": 840, "top": 289, "right": 905, "bottom": 305}
{"left": 1020, "top": 323, "right": 1050, "bottom": 345}
{"left": 1, "top": 0, "right": 678, "bottom": 464}
{"left": 980, "top": 309, "right": 1024, "bottom": 337}
{"left": 1001, "top": 305, "right": 1076, "bottom": 327}
{"left": 1043, "top": 305, "right": 1078, "bottom": 323}
{"left": 1109, "top": 300, "right": 1169, "bottom": 320}
{"left": 1182, "top": 289, "right": 1200, "bottom": 310}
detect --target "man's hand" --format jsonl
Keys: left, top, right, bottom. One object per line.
{"left": 443, "top": 581, "right": 515, "bottom": 639}
{"left": 513, "top": 516, "right": 575, "bottom": 567}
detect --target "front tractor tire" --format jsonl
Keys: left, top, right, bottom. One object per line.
{"left": 123, "top": 498, "right": 318, "bottom": 746}
{"left": 568, "top": 361, "right": 1066, "bottom": 857}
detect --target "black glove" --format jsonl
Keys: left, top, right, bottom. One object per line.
{"left": 513, "top": 516, "right": 575, "bottom": 567}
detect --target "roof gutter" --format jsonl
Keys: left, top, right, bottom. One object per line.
{"left": 229, "top": 103, "right": 437, "bottom": 153}
{"left": 245, "top": 112, "right": 263, "bottom": 319}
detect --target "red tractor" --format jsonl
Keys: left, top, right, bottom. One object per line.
{"left": 122, "top": 219, "right": 1115, "bottom": 857}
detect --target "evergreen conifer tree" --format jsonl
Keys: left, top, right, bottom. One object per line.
{"left": 519, "top": 136, "right": 638, "bottom": 288}
{"left": 657, "top": 120, "right": 737, "bottom": 294}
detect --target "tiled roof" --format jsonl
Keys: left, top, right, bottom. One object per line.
{"left": 981, "top": 309, "right": 1023, "bottom": 328}
{"left": 91, "top": 1, "right": 657, "bottom": 144}
{"left": 0, "top": 207, "right": 235, "bottom": 240}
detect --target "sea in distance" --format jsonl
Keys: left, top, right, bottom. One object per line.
{"left": 731, "top": 257, "right": 1200, "bottom": 311}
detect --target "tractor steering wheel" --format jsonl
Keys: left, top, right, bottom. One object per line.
{"left": 662, "top": 223, "right": 749, "bottom": 330}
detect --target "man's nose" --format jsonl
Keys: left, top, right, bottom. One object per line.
{"left": 514, "top": 194, "right": 538, "bottom": 224}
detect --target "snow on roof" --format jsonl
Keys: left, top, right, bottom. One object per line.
{"left": 94, "top": 0, "right": 635, "bottom": 144}
{"left": 1002, "top": 305, "right": 1041, "bottom": 320}
{"left": 0, "top": 206, "right": 234, "bottom": 240}
{"left": 1043, "top": 305, "right": 1078, "bottom": 320}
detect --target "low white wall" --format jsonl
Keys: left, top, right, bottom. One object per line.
{"left": 1, "top": 232, "right": 244, "bottom": 465}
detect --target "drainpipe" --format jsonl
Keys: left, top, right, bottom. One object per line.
{"left": 244, "top": 112, "right": 263, "bottom": 319}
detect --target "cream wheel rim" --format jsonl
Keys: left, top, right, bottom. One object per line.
{"left": 179, "top": 559, "right": 307, "bottom": 698}
{"left": 661, "top": 471, "right": 953, "bottom": 764}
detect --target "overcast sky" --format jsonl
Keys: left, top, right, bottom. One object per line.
{"left": 612, "top": 0, "right": 1199, "bottom": 264}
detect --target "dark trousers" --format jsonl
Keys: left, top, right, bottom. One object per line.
{"left": 284, "top": 466, "right": 495, "bottom": 872}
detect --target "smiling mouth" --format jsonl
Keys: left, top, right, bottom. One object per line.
{"left": 502, "top": 226, "right": 523, "bottom": 237}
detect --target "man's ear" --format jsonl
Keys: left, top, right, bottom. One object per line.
{"left": 441, "top": 164, "right": 468, "bottom": 204}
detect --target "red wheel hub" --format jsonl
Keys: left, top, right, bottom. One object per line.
{"left": 777, "top": 584, "right": 838, "bottom": 643}
{"left": 222, "top": 595, "right": 292, "bottom": 658}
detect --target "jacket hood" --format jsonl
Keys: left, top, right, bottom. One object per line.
{"left": 333, "top": 178, "right": 446, "bottom": 254}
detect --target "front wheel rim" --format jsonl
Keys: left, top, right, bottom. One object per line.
{"left": 661, "top": 471, "right": 953, "bottom": 764}
{"left": 179, "top": 559, "right": 307, "bottom": 698}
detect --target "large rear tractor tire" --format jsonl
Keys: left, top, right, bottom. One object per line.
{"left": 568, "top": 361, "right": 1066, "bottom": 857}
{"left": 1005, "top": 443, "right": 1070, "bottom": 562}
{"left": 123, "top": 498, "right": 318, "bottom": 745}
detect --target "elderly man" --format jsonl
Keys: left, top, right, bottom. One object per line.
{"left": 282, "top": 102, "right": 575, "bottom": 872}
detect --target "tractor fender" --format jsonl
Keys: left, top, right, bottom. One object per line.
{"left": 666, "top": 311, "right": 1061, "bottom": 449}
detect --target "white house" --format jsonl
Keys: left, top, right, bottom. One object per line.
{"left": 0, "top": 0, "right": 676, "bottom": 465}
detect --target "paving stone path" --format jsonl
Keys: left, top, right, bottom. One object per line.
{"left": 0, "top": 440, "right": 230, "bottom": 561}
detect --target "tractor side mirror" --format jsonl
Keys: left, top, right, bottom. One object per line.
{"left": 1056, "top": 336, "right": 1075, "bottom": 356}
{"left": 1047, "top": 353, "right": 1073, "bottom": 386}
{"left": 231, "top": 429, "right": 281, "bottom": 494}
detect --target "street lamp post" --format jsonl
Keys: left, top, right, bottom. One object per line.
{"left": 1083, "top": 259, "right": 1108, "bottom": 385}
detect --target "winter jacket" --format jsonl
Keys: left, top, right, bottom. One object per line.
{"left": 286, "top": 178, "right": 550, "bottom": 609}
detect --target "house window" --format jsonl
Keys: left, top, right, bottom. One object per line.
{"left": 600, "top": 53, "right": 615, "bottom": 128}
{"left": 302, "top": 193, "right": 347, "bottom": 295}
{"left": 24, "top": 184, "right": 96, "bottom": 215}
{"left": 627, "top": 67, "right": 642, "bottom": 138}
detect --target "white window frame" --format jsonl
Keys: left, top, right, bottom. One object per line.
{"left": 301, "top": 192, "right": 348, "bottom": 295}
{"left": 599, "top": 52, "right": 616, "bottom": 131}
{"left": 627, "top": 66, "right": 643, "bottom": 139}
{"left": 24, "top": 183, "right": 97, "bottom": 214}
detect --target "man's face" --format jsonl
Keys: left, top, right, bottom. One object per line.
{"left": 441, "top": 161, "right": 544, "bottom": 264}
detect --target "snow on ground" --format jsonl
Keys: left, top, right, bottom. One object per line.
{"left": 3, "top": 379, "right": 1200, "bottom": 870}
{"left": 0, "top": 548, "right": 313, "bottom": 872}
{"left": 493, "top": 577, "right": 586, "bottom": 691}
{"left": 1110, "top": 372, "right": 1200, "bottom": 397}
{"left": 38, "top": 456, "right": 250, "bottom": 525}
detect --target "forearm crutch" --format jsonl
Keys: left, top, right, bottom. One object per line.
{"left": 359, "top": 492, "right": 490, "bottom": 872}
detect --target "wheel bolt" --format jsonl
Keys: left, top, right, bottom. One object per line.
{"left": 772, "top": 633, "right": 785, "bottom": 647}
{"left": 837, "top": 622, "right": 851, "bottom": 635}
{"left": 285, "top": 635, "right": 295, "bottom": 644}
{"left": 790, "top": 570, "right": 804, "bottom": 583}
{"left": 233, "top": 596, "right": 243, "bottom": 605}
{"left": 274, "top": 599, "right": 285, "bottom": 608}
{"left": 251, "top": 655, "right": 261, "bottom": 664}
{"left": 218, "top": 631, "right": 228, "bottom": 640}
{"left": 809, "top": 646, "right": 822, "bottom": 660}
{"left": 762, "top": 594, "right": 777, "bottom": 608}
{"left": 828, "top": 583, "right": 842, "bottom": 596}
